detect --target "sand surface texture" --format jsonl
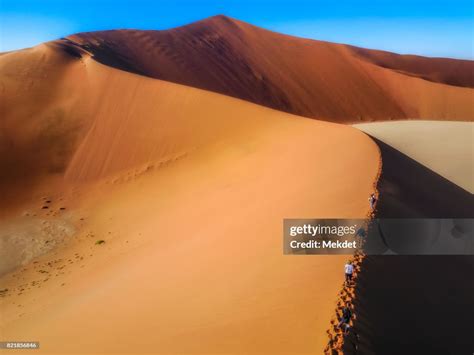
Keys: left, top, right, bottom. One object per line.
{"left": 0, "top": 41, "right": 379, "bottom": 354}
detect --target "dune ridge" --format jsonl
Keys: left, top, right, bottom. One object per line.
{"left": 62, "top": 15, "right": 474, "bottom": 123}
{"left": 325, "top": 151, "right": 382, "bottom": 354}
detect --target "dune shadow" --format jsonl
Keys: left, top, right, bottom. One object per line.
{"left": 344, "top": 138, "right": 474, "bottom": 354}
{"left": 373, "top": 138, "right": 473, "bottom": 218}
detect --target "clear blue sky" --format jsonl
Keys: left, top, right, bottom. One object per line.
{"left": 1, "top": 0, "right": 472, "bottom": 59}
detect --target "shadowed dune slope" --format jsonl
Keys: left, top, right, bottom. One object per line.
{"left": 346, "top": 255, "right": 474, "bottom": 355}
{"left": 0, "top": 43, "right": 380, "bottom": 354}
{"left": 63, "top": 15, "right": 474, "bottom": 123}
{"left": 373, "top": 138, "right": 473, "bottom": 218}
{"left": 343, "top": 140, "right": 474, "bottom": 354}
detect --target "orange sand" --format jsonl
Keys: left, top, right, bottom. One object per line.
{"left": 0, "top": 42, "right": 379, "bottom": 354}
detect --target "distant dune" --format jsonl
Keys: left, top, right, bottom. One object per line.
{"left": 355, "top": 121, "right": 474, "bottom": 193}
{"left": 0, "top": 40, "right": 379, "bottom": 354}
{"left": 349, "top": 46, "right": 474, "bottom": 88}
{"left": 63, "top": 15, "right": 474, "bottom": 123}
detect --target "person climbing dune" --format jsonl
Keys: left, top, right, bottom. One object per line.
{"left": 369, "top": 193, "right": 377, "bottom": 211}
{"left": 338, "top": 303, "right": 353, "bottom": 334}
{"left": 344, "top": 262, "right": 354, "bottom": 285}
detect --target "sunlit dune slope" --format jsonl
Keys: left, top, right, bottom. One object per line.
{"left": 0, "top": 43, "right": 379, "bottom": 354}
{"left": 355, "top": 121, "right": 474, "bottom": 193}
{"left": 63, "top": 15, "right": 474, "bottom": 123}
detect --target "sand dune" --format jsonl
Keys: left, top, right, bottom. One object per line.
{"left": 355, "top": 121, "right": 474, "bottom": 193}
{"left": 0, "top": 43, "right": 380, "bottom": 354}
{"left": 63, "top": 15, "right": 474, "bottom": 123}
{"left": 349, "top": 46, "right": 474, "bottom": 88}
{"left": 2, "top": 15, "right": 472, "bottom": 354}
